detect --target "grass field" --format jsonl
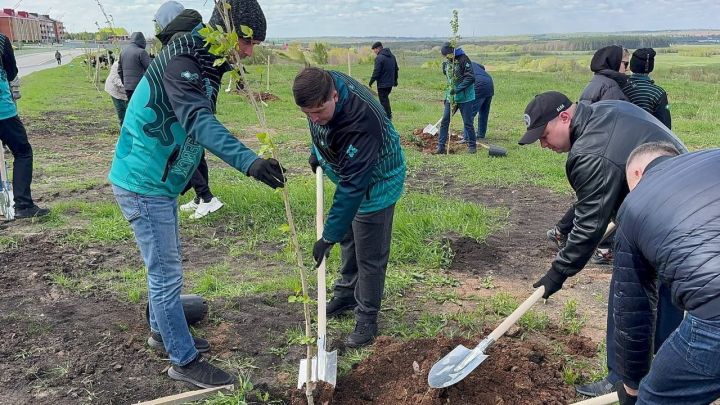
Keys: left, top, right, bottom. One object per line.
{"left": 3, "top": 45, "right": 720, "bottom": 403}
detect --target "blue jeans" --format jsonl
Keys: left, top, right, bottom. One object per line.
{"left": 607, "top": 275, "right": 684, "bottom": 384}
{"left": 112, "top": 185, "right": 198, "bottom": 366}
{"left": 637, "top": 315, "right": 720, "bottom": 404}
{"left": 438, "top": 100, "right": 475, "bottom": 150}
{"left": 471, "top": 96, "right": 492, "bottom": 139}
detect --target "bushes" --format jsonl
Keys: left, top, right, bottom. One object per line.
{"left": 517, "top": 56, "right": 583, "bottom": 73}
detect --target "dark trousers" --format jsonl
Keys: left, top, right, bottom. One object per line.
{"left": 125, "top": 89, "right": 134, "bottom": 101}
{"left": 556, "top": 204, "right": 614, "bottom": 248}
{"left": 439, "top": 100, "right": 476, "bottom": 150}
{"left": 111, "top": 97, "right": 127, "bottom": 125}
{"left": 333, "top": 204, "right": 395, "bottom": 322}
{"left": 377, "top": 87, "right": 392, "bottom": 119}
{"left": 636, "top": 315, "right": 720, "bottom": 404}
{"left": 474, "top": 96, "right": 492, "bottom": 139}
{"left": 188, "top": 154, "right": 212, "bottom": 202}
{"left": 606, "top": 275, "right": 684, "bottom": 384}
{"left": 0, "top": 115, "right": 34, "bottom": 209}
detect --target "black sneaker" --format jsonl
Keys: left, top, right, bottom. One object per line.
{"left": 546, "top": 226, "right": 567, "bottom": 250}
{"left": 148, "top": 332, "right": 210, "bottom": 353}
{"left": 345, "top": 321, "right": 378, "bottom": 348}
{"left": 468, "top": 147, "right": 477, "bottom": 154}
{"left": 168, "top": 354, "right": 236, "bottom": 388}
{"left": 326, "top": 298, "right": 357, "bottom": 318}
{"left": 575, "top": 377, "right": 616, "bottom": 397}
{"left": 15, "top": 205, "right": 50, "bottom": 219}
{"left": 591, "top": 248, "right": 613, "bottom": 265}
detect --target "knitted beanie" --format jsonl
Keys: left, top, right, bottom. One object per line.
{"left": 209, "top": 0, "right": 266, "bottom": 41}
{"left": 440, "top": 42, "right": 454, "bottom": 56}
{"left": 630, "top": 48, "right": 656, "bottom": 74}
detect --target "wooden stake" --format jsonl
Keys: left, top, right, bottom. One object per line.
{"left": 134, "top": 385, "right": 233, "bottom": 405}
{"left": 347, "top": 47, "right": 352, "bottom": 76}
{"left": 266, "top": 54, "right": 270, "bottom": 92}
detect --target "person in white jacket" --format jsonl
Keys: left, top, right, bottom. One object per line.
{"left": 104, "top": 60, "right": 128, "bottom": 125}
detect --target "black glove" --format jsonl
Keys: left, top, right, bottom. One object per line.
{"left": 309, "top": 153, "right": 319, "bottom": 174}
{"left": 247, "top": 158, "right": 286, "bottom": 189}
{"left": 368, "top": 80, "right": 374, "bottom": 87}
{"left": 313, "top": 238, "right": 334, "bottom": 268}
{"left": 615, "top": 381, "right": 638, "bottom": 405}
{"left": 533, "top": 267, "right": 568, "bottom": 299}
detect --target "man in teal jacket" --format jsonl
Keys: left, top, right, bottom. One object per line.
{"left": 435, "top": 42, "right": 476, "bottom": 154}
{"left": 108, "top": 0, "right": 284, "bottom": 388}
{"left": 293, "top": 67, "right": 406, "bottom": 348}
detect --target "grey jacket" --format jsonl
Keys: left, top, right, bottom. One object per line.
{"left": 579, "top": 73, "right": 628, "bottom": 104}
{"left": 118, "top": 32, "right": 150, "bottom": 92}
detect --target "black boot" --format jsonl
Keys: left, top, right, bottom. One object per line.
{"left": 15, "top": 205, "right": 50, "bottom": 219}
{"left": 167, "top": 354, "right": 236, "bottom": 388}
{"left": 345, "top": 320, "right": 378, "bottom": 348}
{"left": 326, "top": 297, "right": 357, "bottom": 318}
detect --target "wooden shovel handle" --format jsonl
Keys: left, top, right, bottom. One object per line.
{"left": 488, "top": 287, "right": 545, "bottom": 342}
{"left": 316, "top": 168, "right": 328, "bottom": 337}
{"left": 571, "top": 392, "right": 619, "bottom": 405}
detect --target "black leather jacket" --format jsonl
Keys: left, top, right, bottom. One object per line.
{"left": 552, "top": 100, "right": 687, "bottom": 277}
{"left": 613, "top": 149, "right": 720, "bottom": 388}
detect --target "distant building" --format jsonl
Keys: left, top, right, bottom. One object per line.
{"left": 0, "top": 8, "right": 65, "bottom": 43}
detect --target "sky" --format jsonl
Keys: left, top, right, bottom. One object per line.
{"left": 7, "top": 0, "right": 720, "bottom": 40}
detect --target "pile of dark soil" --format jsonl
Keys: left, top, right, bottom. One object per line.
{"left": 252, "top": 92, "right": 280, "bottom": 102}
{"left": 330, "top": 335, "right": 580, "bottom": 405}
{"left": 407, "top": 128, "right": 464, "bottom": 154}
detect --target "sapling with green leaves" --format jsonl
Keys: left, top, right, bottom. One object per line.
{"left": 200, "top": 1, "right": 316, "bottom": 402}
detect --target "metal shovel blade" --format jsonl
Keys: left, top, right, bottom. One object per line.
{"left": 428, "top": 342, "right": 489, "bottom": 388}
{"left": 423, "top": 123, "right": 438, "bottom": 136}
{"left": 296, "top": 347, "right": 338, "bottom": 389}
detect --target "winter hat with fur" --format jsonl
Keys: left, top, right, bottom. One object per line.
{"left": 209, "top": 0, "right": 266, "bottom": 42}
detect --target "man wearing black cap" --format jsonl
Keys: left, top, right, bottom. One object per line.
{"left": 622, "top": 48, "right": 671, "bottom": 129}
{"left": 519, "top": 92, "right": 687, "bottom": 397}
{"left": 436, "top": 42, "right": 476, "bottom": 154}
{"left": 369, "top": 42, "right": 399, "bottom": 120}
{"left": 109, "top": 0, "right": 285, "bottom": 388}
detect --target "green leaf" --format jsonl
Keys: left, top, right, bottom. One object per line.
{"left": 224, "top": 2, "right": 232, "bottom": 10}
{"left": 256, "top": 132, "right": 270, "bottom": 145}
{"left": 227, "top": 31, "right": 239, "bottom": 49}
{"left": 278, "top": 224, "right": 290, "bottom": 234}
{"left": 213, "top": 57, "right": 227, "bottom": 67}
{"left": 240, "top": 25, "right": 254, "bottom": 39}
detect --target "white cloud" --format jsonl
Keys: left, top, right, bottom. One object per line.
{"left": 11, "top": 0, "right": 720, "bottom": 39}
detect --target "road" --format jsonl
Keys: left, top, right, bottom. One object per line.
{"left": 16, "top": 49, "right": 86, "bottom": 78}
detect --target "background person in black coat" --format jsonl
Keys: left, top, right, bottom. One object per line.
{"left": 613, "top": 145, "right": 720, "bottom": 405}
{"left": 368, "top": 42, "right": 399, "bottom": 120}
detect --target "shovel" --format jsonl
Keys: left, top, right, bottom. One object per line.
{"left": 423, "top": 117, "right": 443, "bottom": 136}
{"left": 0, "top": 140, "right": 14, "bottom": 221}
{"left": 477, "top": 142, "right": 508, "bottom": 157}
{"left": 572, "top": 392, "right": 619, "bottom": 404}
{"left": 297, "top": 167, "right": 338, "bottom": 388}
{"left": 428, "top": 286, "right": 545, "bottom": 388}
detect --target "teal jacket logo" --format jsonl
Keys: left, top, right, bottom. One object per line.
{"left": 346, "top": 144, "right": 358, "bottom": 158}
{"left": 181, "top": 70, "right": 199, "bottom": 82}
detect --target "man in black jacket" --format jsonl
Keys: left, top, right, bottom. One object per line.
{"left": 519, "top": 91, "right": 687, "bottom": 396}
{"left": 118, "top": 32, "right": 151, "bottom": 100}
{"left": 613, "top": 145, "right": 720, "bottom": 405}
{"left": 622, "top": 48, "right": 671, "bottom": 129}
{"left": 368, "top": 42, "right": 398, "bottom": 120}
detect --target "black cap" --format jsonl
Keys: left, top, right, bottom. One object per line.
{"left": 518, "top": 91, "right": 572, "bottom": 145}
{"left": 371, "top": 41, "right": 382, "bottom": 49}
{"left": 440, "top": 42, "right": 453, "bottom": 56}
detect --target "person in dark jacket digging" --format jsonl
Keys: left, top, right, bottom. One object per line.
{"left": 548, "top": 45, "right": 631, "bottom": 263}
{"left": 0, "top": 33, "right": 49, "bottom": 219}
{"left": 368, "top": 41, "right": 398, "bottom": 120}
{"left": 293, "top": 67, "right": 406, "bottom": 348}
{"left": 467, "top": 61, "right": 494, "bottom": 142}
{"left": 613, "top": 145, "right": 720, "bottom": 405}
{"left": 118, "top": 31, "right": 151, "bottom": 100}
{"left": 622, "top": 48, "right": 671, "bottom": 129}
{"left": 518, "top": 91, "right": 687, "bottom": 397}
{"left": 154, "top": 1, "right": 223, "bottom": 220}
{"left": 109, "top": 0, "right": 286, "bottom": 388}
{"left": 435, "top": 43, "right": 476, "bottom": 154}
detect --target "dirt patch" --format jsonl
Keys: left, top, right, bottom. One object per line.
{"left": 406, "top": 128, "right": 465, "bottom": 154}
{"left": 251, "top": 92, "right": 280, "bottom": 102}
{"left": 332, "top": 335, "right": 580, "bottom": 404}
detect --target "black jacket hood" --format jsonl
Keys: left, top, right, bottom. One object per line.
{"left": 130, "top": 32, "right": 146, "bottom": 49}
{"left": 156, "top": 9, "right": 203, "bottom": 46}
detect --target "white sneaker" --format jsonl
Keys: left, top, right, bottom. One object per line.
{"left": 190, "top": 197, "right": 224, "bottom": 219}
{"left": 180, "top": 199, "right": 199, "bottom": 212}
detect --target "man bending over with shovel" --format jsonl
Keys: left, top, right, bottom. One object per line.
{"left": 293, "top": 67, "right": 406, "bottom": 348}
{"left": 613, "top": 145, "right": 720, "bottom": 405}
{"left": 109, "top": 0, "right": 285, "bottom": 388}
{"left": 518, "top": 91, "right": 687, "bottom": 397}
